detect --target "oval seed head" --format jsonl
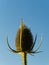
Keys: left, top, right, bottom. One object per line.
{"left": 15, "top": 22, "right": 33, "bottom": 52}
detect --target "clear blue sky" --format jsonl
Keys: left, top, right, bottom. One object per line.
{"left": 0, "top": 0, "right": 49, "bottom": 65}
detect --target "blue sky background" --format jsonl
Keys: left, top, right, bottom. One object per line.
{"left": 0, "top": 0, "right": 49, "bottom": 65}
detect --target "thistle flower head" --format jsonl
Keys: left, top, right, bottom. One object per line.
{"left": 15, "top": 22, "right": 33, "bottom": 52}
{"left": 7, "top": 20, "right": 43, "bottom": 54}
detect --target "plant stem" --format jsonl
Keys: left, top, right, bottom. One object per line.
{"left": 22, "top": 52, "right": 27, "bottom": 65}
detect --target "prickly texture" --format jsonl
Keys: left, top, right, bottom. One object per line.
{"left": 16, "top": 27, "right": 33, "bottom": 52}
{"left": 21, "top": 28, "right": 33, "bottom": 51}
{"left": 15, "top": 28, "right": 21, "bottom": 51}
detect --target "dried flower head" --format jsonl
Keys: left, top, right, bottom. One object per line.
{"left": 16, "top": 24, "right": 33, "bottom": 52}
{"left": 7, "top": 20, "right": 43, "bottom": 54}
